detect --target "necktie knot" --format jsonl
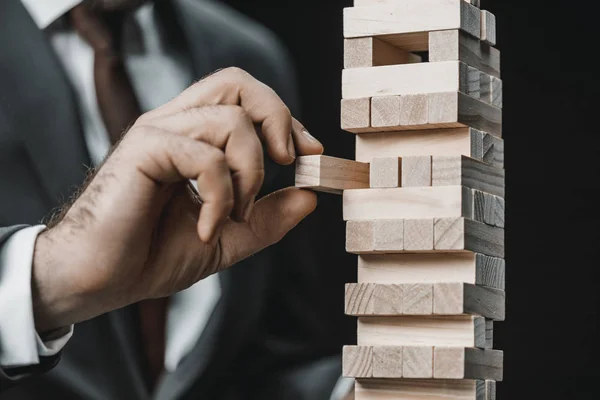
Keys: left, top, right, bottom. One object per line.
{"left": 70, "top": 4, "right": 125, "bottom": 57}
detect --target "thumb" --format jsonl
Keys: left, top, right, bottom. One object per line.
{"left": 217, "top": 187, "right": 317, "bottom": 269}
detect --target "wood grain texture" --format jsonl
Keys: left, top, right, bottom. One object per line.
{"left": 403, "top": 283, "right": 434, "bottom": 314}
{"left": 358, "top": 253, "right": 505, "bottom": 289}
{"left": 491, "top": 76, "right": 502, "bottom": 108}
{"left": 480, "top": 73, "right": 492, "bottom": 104}
{"left": 473, "top": 190, "right": 504, "bottom": 228}
{"left": 344, "top": 37, "right": 422, "bottom": 69}
{"left": 344, "top": 0, "right": 481, "bottom": 39}
{"left": 434, "top": 218, "right": 504, "bottom": 258}
{"left": 371, "top": 96, "right": 401, "bottom": 128}
{"left": 480, "top": 10, "right": 496, "bottom": 46}
{"left": 341, "top": 98, "right": 371, "bottom": 133}
{"left": 434, "top": 346, "right": 466, "bottom": 379}
{"left": 427, "top": 92, "right": 502, "bottom": 137}
{"left": 482, "top": 132, "right": 504, "bottom": 168}
{"left": 355, "top": 128, "right": 482, "bottom": 163}
{"left": 373, "top": 346, "right": 404, "bottom": 378}
{"left": 343, "top": 345, "right": 373, "bottom": 378}
{"left": 399, "top": 94, "right": 429, "bottom": 126}
{"left": 404, "top": 346, "right": 434, "bottom": 378}
{"left": 295, "top": 155, "right": 370, "bottom": 194}
{"left": 345, "top": 283, "right": 404, "bottom": 315}
{"left": 429, "top": 29, "right": 500, "bottom": 78}
{"left": 485, "top": 320, "right": 494, "bottom": 349}
{"left": 358, "top": 315, "right": 486, "bottom": 347}
{"left": 346, "top": 220, "right": 374, "bottom": 253}
{"left": 346, "top": 220, "right": 405, "bottom": 253}
{"left": 464, "top": 348, "right": 503, "bottom": 381}
{"left": 404, "top": 218, "right": 434, "bottom": 250}
{"left": 431, "top": 155, "right": 505, "bottom": 197}
{"left": 342, "top": 61, "right": 460, "bottom": 99}
{"left": 355, "top": 378, "right": 492, "bottom": 400}
{"left": 460, "top": 63, "right": 481, "bottom": 99}
{"left": 433, "top": 282, "right": 505, "bottom": 320}
{"left": 401, "top": 156, "right": 432, "bottom": 187}
{"left": 343, "top": 186, "right": 470, "bottom": 221}
{"left": 370, "top": 157, "right": 401, "bottom": 188}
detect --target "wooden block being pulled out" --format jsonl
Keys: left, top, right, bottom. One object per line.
{"left": 429, "top": 29, "right": 500, "bottom": 78}
{"left": 344, "top": 37, "right": 421, "bottom": 69}
{"left": 355, "top": 379, "right": 496, "bottom": 400}
{"left": 358, "top": 315, "right": 487, "bottom": 348}
{"left": 345, "top": 346, "right": 503, "bottom": 380}
{"left": 344, "top": 0, "right": 481, "bottom": 39}
{"left": 346, "top": 282, "right": 505, "bottom": 320}
{"left": 355, "top": 128, "right": 504, "bottom": 169}
{"left": 358, "top": 253, "right": 506, "bottom": 290}
{"left": 434, "top": 218, "right": 504, "bottom": 258}
{"left": 343, "top": 186, "right": 472, "bottom": 221}
{"left": 295, "top": 155, "right": 369, "bottom": 194}
{"left": 432, "top": 155, "right": 505, "bottom": 197}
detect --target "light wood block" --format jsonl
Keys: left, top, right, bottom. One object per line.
{"left": 404, "top": 346, "right": 434, "bottom": 378}
{"left": 343, "top": 345, "right": 373, "bottom": 378}
{"left": 341, "top": 98, "right": 370, "bottom": 133}
{"left": 370, "top": 157, "right": 402, "bottom": 188}
{"left": 343, "top": 186, "right": 470, "bottom": 221}
{"left": 491, "top": 76, "right": 502, "bottom": 108}
{"left": 434, "top": 218, "right": 504, "bottom": 258}
{"left": 344, "top": 0, "right": 481, "bottom": 39}
{"left": 398, "top": 94, "right": 429, "bottom": 126}
{"left": 344, "top": 37, "right": 421, "bottom": 69}
{"left": 358, "top": 315, "right": 487, "bottom": 348}
{"left": 346, "top": 282, "right": 503, "bottom": 319}
{"left": 355, "top": 128, "right": 499, "bottom": 165}
{"left": 433, "top": 283, "right": 505, "bottom": 320}
{"left": 355, "top": 378, "right": 495, "bottom": 400}
{"left": 342, "top": 61, "right": 461, "bottom": 99}
{"left": 431, "top": 155, "right": 504, "bottom": 197}
{"left": 346, "top": 220, "right": 374, "bottom": 253}
{"left": 429, "top": 29, "right": 500, "bottom": 78}
{"left": 480, "top": 10, "right": 496, "bottom": 46}
{"left": 427, "top": 91, "right": 502, "bottom": 137}
{"left": 346, "top": 220, "right": 405, "bottom": 253}
{"left": 295, "top": 155, "right": 370, "bottom": 194}
{"left": 373, "top": 346, "right": 404, "bottom": 378}
{"left": 473, "top": 190, "right": 504, "bottom": 228}
{"left": 402, "top": 156, "right": 432, "bottom": 187}
{"left": 404, "top": 218, "right": 434, "bottom": 250}
{"left": 358, "top": 253, "right": 505, "bottom": 290}
{"left": 371, "top": 96, "right": 401, "bottom": 128}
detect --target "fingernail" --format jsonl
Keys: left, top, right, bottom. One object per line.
{"left": 287, "top": 135, "right": 296, "bottom": 160}
{"left": 241, "top": 197, "right": 255, "bottom": 222}
{"left": 302, "top": 129, "right": 320, "bottom": 143}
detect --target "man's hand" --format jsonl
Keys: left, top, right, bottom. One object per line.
{"left": 31, "top": 68, "right": 323, "bottom": 332}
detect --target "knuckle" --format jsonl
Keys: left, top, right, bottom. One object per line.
{"left": 220, "top": 66, "right": 249, "bottom": 80}
{"left": 205, "top": 148, "right": 227, "bottom": 166}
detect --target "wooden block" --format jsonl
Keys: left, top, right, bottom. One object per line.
{"left": 491, "top": 76, "right": 502, "bottom": 108}
{"left": 464, "top": 348, "right": 503, "bottom": 381}
{"left": 373, "top": 346, "right": 404, "bottom": 378}
{"left": 358, "top": 315, "right": 486, "bottom": 347}
{"left": 403, "top": 283, "right": 434, "bottom": 314}
{"left": 355, "top": 0, "right": 481, "bottom": 5}
{"left": 480, "top": 73, "right": 492, "bottom": 104}
{"left": 429, "top": 29, "right": 500, "bottom": 78}
{"left": 341, "top": 98, "right": 371, "bottom": 133}
{"left": 343, "top": 345, "right": 373, "bottom": 378}
{"left": 356, "top": 378, "right": 492, "bottom": 400}
{"left": 295, "top": 155, "right": 370, "bottom": 194}
{"left": 434, "top": 218, "right": 504, "bottom": 258}
{"left": 345, "top": 283, "right": 404, "bottom": 315}
{"left": 344, "top": 37, "right": 422, "bottom": 69}
{"left": 404, "top": 219, "right": 434, "bottom": 250}
{"left": 355, "top": 128, "right": 484, "bottom": 163}
{"left": 473, "top": 190, "right": 504, "bottom": 228}
{"left": 481, "top": 10, "right": 496, "bottom": 46}
{"left": 370, "top": 157, "right": 401, "bottom": 188}
{"left": 485, "top": 320, "right": 494, "bottom": 349}
{"left": 342, "top": 61, "right": 460, "bottom": 99}
{"left": 482, "top": 132, "right": 504, "bottom": 168}
{"left": 343, "top": 186, "right": 470, "bottom": 221}
{"left": 346, "top": 220, "right": 374, "bottom": 253}
{"left": 403, "top": 346, "right": 434, "bottom": 378}
{"left": 427, "top": 92, "right": 502, "bottom": 137}
{"left": 371, "top": 96, "right": 400, "bottom": 128}
{"left": 431, "top": 155, "right": 504, "bottom": 197}
{"left": 433, "top": 282, "right": 505, "bottom": 320}
{"left": 434, "top": 346, "right": 466, "bottom": 379}
{"left": 459, "top": 63, "right": 481, "bottom": 99}
{"left": 399, "top": 94, "right": 429, "bottom": 126}
{"left": 374, "top": 219, "right": 405, "bottom": 251}
{"left": 401, "top": 156, "right": 432, "bottom": 187}
{"left": 344, "top": 0, "right": 481, "bottom": 39}
{"left": 358, "top": 253, "right": 505, "bottom": 290}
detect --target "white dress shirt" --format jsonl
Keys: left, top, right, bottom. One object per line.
{"left": 0, "top": 0, "right": 221, "bottom": 373}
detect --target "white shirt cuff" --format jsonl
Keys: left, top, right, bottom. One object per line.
{"left": 0, "top": 225, "right": 73, "bottom": 367}
{"left": 330, "top": 375, "right": 354, "bottom": 400}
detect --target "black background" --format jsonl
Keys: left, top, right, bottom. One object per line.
{"left": 223, "top": 0, "right": 599, "bottom": 397}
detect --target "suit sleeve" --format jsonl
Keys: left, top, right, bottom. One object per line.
{"left": 0, "top": 226, "right": 64, "bottom": 392}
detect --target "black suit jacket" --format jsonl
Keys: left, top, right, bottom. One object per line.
{"left": 0, "top": 0, "right": 342, "bottom": 398}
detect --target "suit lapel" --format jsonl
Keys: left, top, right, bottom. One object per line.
{"left": 0, "top": 0, "right": 90, "bottom": 208}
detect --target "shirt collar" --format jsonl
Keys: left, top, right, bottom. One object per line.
{"left": 20, "top": 0, "right": 83, "bottom": 29}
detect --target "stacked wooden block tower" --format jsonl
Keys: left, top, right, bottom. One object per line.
{"left": 295, "top": 0, "right": 505, "bottom": 398}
